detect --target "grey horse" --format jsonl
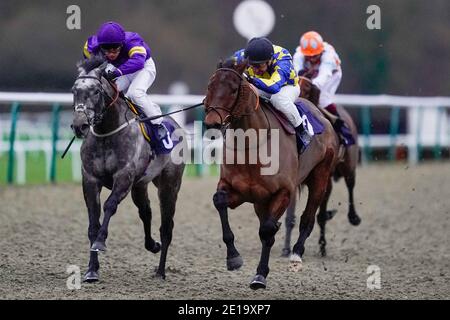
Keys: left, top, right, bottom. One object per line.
{"left": 71, "top": 55, "right": 185, "bottom": 282}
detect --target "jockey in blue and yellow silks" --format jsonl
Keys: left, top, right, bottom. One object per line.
{"left": 83, "top": 21, "right": 168, "bottom": 141}
{"left": 233, "top": 37, "right": 311, "bottom": 153}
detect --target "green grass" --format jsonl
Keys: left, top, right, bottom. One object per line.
{"left": 0, "top": 152, "right": 219, "bottom": 185}
{"left": 0, "top": 151, "right": 76, "bottom": 184}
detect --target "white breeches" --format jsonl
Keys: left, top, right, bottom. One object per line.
{"left": 115, "top": 58, "right": 162, "bottom": 124}
{"left": 258, "top": 84, "right": 302, "bottom": 127}
{"left": 317, "top": 69, "right": 342, "bottom": 109}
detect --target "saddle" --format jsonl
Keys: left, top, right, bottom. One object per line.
{"left": 123, "top": 96, "right": 179, "bottom": 155}
{"left": 259, "top": 96, "right": 325, "bottom": 137}
{"left": 259, "top": 97, "right": 295, "bottom": 135}
{"left": 124, "top": 97, "right": 153, "bottom": 143}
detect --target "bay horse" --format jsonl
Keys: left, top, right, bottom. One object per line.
{"left": 203, "top": 59, "right": 340, "bottom": 289}
{"left": 71, "top": 55, "right": 185, "bottom": 282}
{"left": 282, "top": 75, "right": 361, "bottom": 257}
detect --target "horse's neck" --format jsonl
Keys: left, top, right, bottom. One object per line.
{"left": 232, "top": 103, "right": 271, "bottom": 132}
{"left": 94, "top": 96, "right": 130, "bottom": 135}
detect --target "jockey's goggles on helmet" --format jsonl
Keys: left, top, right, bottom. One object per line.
{"left": 100, "top": 43, "right": 122, "bottom": 51}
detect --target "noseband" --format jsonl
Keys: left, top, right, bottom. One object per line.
{"left": 205, "top": 68, "right": 259, "bottom": 126}
{"left": 74, "top": 75, "right": 120, "bottom": 126}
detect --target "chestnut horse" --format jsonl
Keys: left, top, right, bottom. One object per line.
{"left": 282, "top": 76, "right": 362, "bottom": 258}
{"left": 203, "top": 59, "right": 340, "bottom": 289}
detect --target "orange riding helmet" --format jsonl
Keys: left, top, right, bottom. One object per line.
{"left": 300, "top": 31, "right": 324, "bottom": 56}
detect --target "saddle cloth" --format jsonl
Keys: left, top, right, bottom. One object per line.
{"left": 262, "top": 97, "right": 325, "bottom": 137}
{"left": 125, "top": 98, "right": 180, "bottom": 155}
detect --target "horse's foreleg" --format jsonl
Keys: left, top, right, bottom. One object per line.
{"left": 213, "top": 187, "right": 244, "bottom": 271}
{"left": 345, "top": 172, "right": 361, "bottom": 226}
{"left": 154, "top": 167, "right": 183, "bottom": 279}
{"left": 282, "top": 197, "right": 297, "bottom": 257}
{"left": 131, "top": 184, "right": 161, "bottom": 254}
{"left": 291, "top": 151, "right": 334, "bottom": 271}
{"left": 250, "top": 189, "right": 290, "bottom": 290}
{"left": 82, "top": 174, "right": 102, "bottom": 282}
{"left": 91, "top": 172, "right": 134, "bottom": 252}
{"left": 317, "top": 178, "right": 335, "bottom": 257}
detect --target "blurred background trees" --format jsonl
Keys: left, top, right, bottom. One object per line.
{"left": 0, "top": 0, "right": 449, "bottom": 95}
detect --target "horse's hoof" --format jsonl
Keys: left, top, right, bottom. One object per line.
{"left": 326, "top": 210, "right": 337, "bottom": 221}
{"left": 91, "top": 241, "right": 107, "bottom": 252}
{"left": 288, "top": 253, "right": 303, "bottom": 272}
{"left": 227, "top": 255, "right": 243, "bottom": 270}
{"left": 249, "top": 275, "right": 266, "bottom": 290}
{"left": 83, "top": 270, "right": 99, "bottom": 283}
{"left": 145, "top": 241, "right": 161, "bottom": 254}
{"left": 153, "top": 271, "right": 166, "bottom": 280}
{"left": 281, "top": 248, "right": 291, "bottom": 257}
{"left": 320, "top": 247, "right": 327, "bottom": 257}
{"left": 348, "top": 213, "right": 361, "bottom": 226}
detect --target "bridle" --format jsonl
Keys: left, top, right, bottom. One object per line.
{"left": 205, "top": 68, "right": 260, "bottom": 127}
{"left": 73, "top": 75, "right": 120, "bottom": 126}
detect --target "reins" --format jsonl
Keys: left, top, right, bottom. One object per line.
{"left": 205, "top": 68, "right": 260, "bottom": 127}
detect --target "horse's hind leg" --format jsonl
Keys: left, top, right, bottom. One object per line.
{"left": 82, "top": 175, "right": 102, "bottom": 282}
{"left": 213, "top": 184, "right": 244, "bottom": 271}
{"left": 282, "top": 196, "right": 297, "bottom": 257}
{"left": 153, "top": 166, "right": 184, "bottom": 279}
{"left": 91, "top": 172, "right": 134, "bottom": 252}
{"left": 345, "top": 172, "right": 361, "bottom": 226}
{"left": 131, "top": 184, "right": 161, "bottom": 254}
{"left": 317, "top": 178, "right": 335, "bottom": 257}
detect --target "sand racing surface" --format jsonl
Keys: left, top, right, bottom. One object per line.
{"left": 0, "top": 163, "right": 449, "bottom": 299}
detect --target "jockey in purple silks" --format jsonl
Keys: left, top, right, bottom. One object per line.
{"left": 83, "top": 21, "right": 168, "bottom": 141}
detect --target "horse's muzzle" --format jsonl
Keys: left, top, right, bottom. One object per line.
{"left": 71, "top": 122, "right": 89, "bottom": 139}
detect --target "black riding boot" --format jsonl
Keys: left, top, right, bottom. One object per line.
{"left": 294, "top": 124, "right": 312, "bottom": 154}
{"left": 332, "top": 117, "right": 354, "bottom": 146}
{"left": 155, "top": 123, "right": 169, "bottom": 142}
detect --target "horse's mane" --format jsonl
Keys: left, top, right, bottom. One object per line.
{"left": 77, "top": 55, "right": 106, "bottom": 73}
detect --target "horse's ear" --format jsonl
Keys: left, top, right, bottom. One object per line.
{"left": 217, "top": 59, "right": 223, "bottom": 69}
{"left": 93, "top": 61, "right": 108, "bottom": 78}
{"left": 235, "top": 58, "right": 248, "bottom": 75}
{"left": 98, "top": 61, "right": 108, "bottom": 72}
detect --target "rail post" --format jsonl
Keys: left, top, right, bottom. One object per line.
{"left": 50, "top": 103, "right": 61, "bottom": 183}
{"left": 7, "top": 102, "right": 21, "bottom": 184}
{"left": 388, "top": 106, "right": 400, "bottom": 161}
{"left": 361, "top": 107, "right": 372, "bottom": 162}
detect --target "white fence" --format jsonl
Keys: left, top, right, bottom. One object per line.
{"left": 1, "top": 92, "right": 450, "bottom": 184}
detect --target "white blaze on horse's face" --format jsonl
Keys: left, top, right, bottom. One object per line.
{"left": 71, "top": 75, "right": 103, "bottom": 138}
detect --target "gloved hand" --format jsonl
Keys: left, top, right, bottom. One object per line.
{"left": 247, "top": 75, "right": 256, "bottom": 84}
{"left": 103, "top": 70, "right": 119, "bottom": 82}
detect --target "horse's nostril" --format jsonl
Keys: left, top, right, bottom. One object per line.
{"left": 205, "top": 123, "right": 222, "bottom": 130}
{"left": 81, "top": 124, "right": 90, "bottom": 132}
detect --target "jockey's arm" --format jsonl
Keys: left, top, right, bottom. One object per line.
{"left": 250, "top": 64, "right": 289, "bottom": 94}
{"left": 292, "top": 50, "right": 304, "bottom": 74}
{"left": 114, "top": 46, "right": 147, "bottom": 76}
{"left": 312, "top": 61, "right": 333, "bottom": 89}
